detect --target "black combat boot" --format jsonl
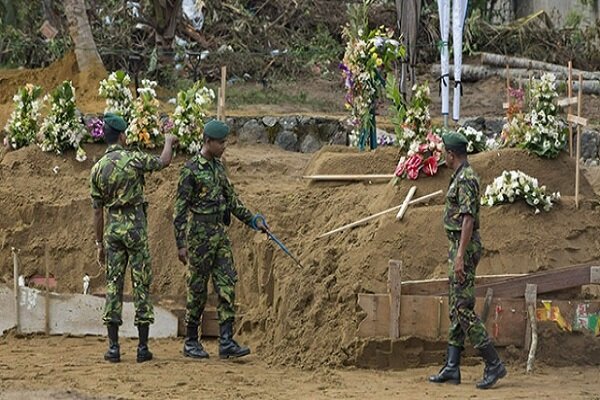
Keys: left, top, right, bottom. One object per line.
{"left": 136, "top": 324, "right": 153, "bottom": 363}
{"left": 476, "top": 342, "right": 507, "bottom": 389}
{"left": 104, "top": 324, "right": 120, "bottom": 363}
{"left": 183, "top": 324, "right": 209, "bottom": 359}
{"left": 429, "top": 345, "right": 462, "bottom": 384}
{"left": 219, "top": 319, "right": 250, "bottom": 359}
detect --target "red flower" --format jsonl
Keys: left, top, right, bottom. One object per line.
{"left": 395, "top": 157, "right": 407, "bottom": 177}
{"left": 422, "top": 155, "right": 438, "bottom": 176}
{"left": 406, "top": 154, "right": 423, "bottom": 180}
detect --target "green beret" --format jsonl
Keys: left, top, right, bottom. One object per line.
{"left": 103, "top": 113, "right": 127, "bottom": 132}
{"left": 442, "top": 131, "right": 468, "bottom": 151}
{"left": 204, "top": 120, "right": 230, "bottom": 140}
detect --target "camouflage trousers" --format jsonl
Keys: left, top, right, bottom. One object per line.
{"left": 103, "top": 209, "right": 154, "bottom": 326}
{"left": 447, "top": 231, "right": 490, "bottom": 349}
{"left": 185, "top": 220, "right": 237, "bottom": 327}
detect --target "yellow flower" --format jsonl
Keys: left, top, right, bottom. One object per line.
{"left": 375, "top": 58, "right": 383, "bottom": 67}
{"left": 140, "top": 130, "right": 150, "bottom": 144}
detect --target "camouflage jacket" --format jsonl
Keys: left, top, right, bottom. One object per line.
{"left": 173, "top": 154, "right": 253, "bottom": 249}
{"left": 444, "top": 161, "right": 480, "bottom": 235}
{"left": 90, "top": 144, "right": 163, "bottom": 211}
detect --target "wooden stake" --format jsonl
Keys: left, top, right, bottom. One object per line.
{"left": 504, "top": 65, "right": 510, "bottom": 116}
{"left": 45, "top": 244, "right": 50, "bottom": 336}
{"left": 216, "top": 87, "right": 222, "bottom": 121}
{"left": 525, "top": 283, "right": 538, "bottom": 373}
{"left": 318, "top": 190, "right": 443, "bottom": 238}
{"left": 303, "top": 174, "right": 395, "bottom": 181}
{"left": 220, "top": 66, "right": 227, "bottom": 121}
{"left": 396, "top": 186, "right": 416, "bottom": 220}
{"left": 387, "top": 260, "right": 402, "bottom": 339}
{"left": 12, "top": 248, "right": 20, "bottom": 334}
{"left": 568, "top": 61, "right": 574, "bottom": 157}
{"left": 575, "top": 72, "right": 583, "bottom": 209}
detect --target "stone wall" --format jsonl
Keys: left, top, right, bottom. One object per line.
{"left": 226, "top": 115, "right": 349, "bottom": 153}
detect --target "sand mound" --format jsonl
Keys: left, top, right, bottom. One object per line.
{"left": 1, "top": 142, "right": 599, "bottom": 369}
{"left": 0, "top": 52, "right": 106, "bottom": 126}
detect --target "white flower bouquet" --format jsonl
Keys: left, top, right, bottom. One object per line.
{"left": 38, "top": 81, "right": 87, "bottom": 161}
{"left": 481, "top": 170, "right": 561, "bottom": 213}
{"left": 98, "top": 70, "right": 134, "bottom": 122}
{"left": 4, "top": 84, "right": 43, "bottom": 149}
{"left": 457, "top": 126, "right": 489, "bottom": 153}
{"left": 172, "top": 81, "right": 215, "bottom": 153}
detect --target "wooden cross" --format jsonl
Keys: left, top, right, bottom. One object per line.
{"left": 556, "top": 62, "right": 577, "bottom": 156}
{"left": 566, "top": 73, "right": 588, "bottom": 209}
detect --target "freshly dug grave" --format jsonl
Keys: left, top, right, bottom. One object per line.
{"left": 1, "top": 142, "right": 599, "bottom": 369}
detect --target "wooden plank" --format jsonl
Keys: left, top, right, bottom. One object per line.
{"left": 12, "top": 248, "right": 20, "bottom": 334}
{"left": 44, "top": 245, "right": 50, "bottom": 336}
{"left": 318, "top": 190, "right": 443, "bottom": 239}
{"left": 402, "top": 274, "right": 526, "bottom": 296}
{"left": 567, "top": 114, "right": 588, "bottom": 127}
{"left": 525, "top": 284, "right": 538, "bottom": 372}
{"left": 396, "top": 186, "right": 416, "bottom": 220}
{"left": 474, "top": 264, "right": 596, "bottom": 298}
{"left": 220, "top": 66, "right": 227, "bottom": 121}
{"left": 304, "top": 174, "right": 395, "bottom": 181}
{"left": 398, "top": 295, "right": 527, "bottom": 346}
{"left": 388, "top": 260, "right": 402, "bottom": 339}
{"left": 481, "top": 288, "right": 494, "bottom": 322}
{"left": 591, "top": 266, "right": 600, "bottom": 284}
{"left": 357, "top": 294, "right": 389, "bottom": 337}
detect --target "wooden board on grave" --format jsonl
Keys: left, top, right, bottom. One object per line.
{"left": 401, "top": 274, "right": 526, "bottom": 296}
{"left": 357, "top": 293, "right": 390, "bottom": 337}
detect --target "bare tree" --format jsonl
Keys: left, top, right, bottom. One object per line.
{"left": 64, "top": 0, "right": 104, "bottom": 72}
{"left": 151, "top": 0, "right": 184, "bottom": 67}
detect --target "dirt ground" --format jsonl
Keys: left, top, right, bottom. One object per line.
{"left": 0, "top": 335, "right": 598, "bottom": 400}
{"left": 1, "top": 55, "right": 600, "bottom": 399}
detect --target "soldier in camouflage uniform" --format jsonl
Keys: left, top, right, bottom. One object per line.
{"left": 173, "top": 120, "right": 267, "bottom": 360}
{"left": 90, "top": 113, "right": 178, "bottom": 363}
{"left": 429, "top": 132, "right": 506, "bottom": 389}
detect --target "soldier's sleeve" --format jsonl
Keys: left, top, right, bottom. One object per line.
{"left": 173, "top": 165, "right": 194, "bottom": 249}
{"left": 132, "top": 151, "right": 164, "bottom": 172}
{"left": 223, "top": 174, "right": 253, "bottom": 226}
{"left": 457, "top": 175, "right": 479, "bottom": 217}
{"left": 89, "top": 165, "right": 104, "bottom": 209}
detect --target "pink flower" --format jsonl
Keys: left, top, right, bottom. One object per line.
{"left": 394, "top": 157, "right": 407, "bottom": 177}
{"left": 422, "top": 156, "right": 438, "bottom": 176}
{"left": 406, "top": 154, "right": 422, "bottom": 180}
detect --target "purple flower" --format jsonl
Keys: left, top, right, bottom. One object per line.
{"left": 87, "top": 118, "right": 104, "bottom": 139}
{"left": 162, "top": 118, "right": 174, "bottom": 133}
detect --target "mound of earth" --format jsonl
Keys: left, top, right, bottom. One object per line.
{"left": 1, "top": 141, "right": 599, "bottom": 369}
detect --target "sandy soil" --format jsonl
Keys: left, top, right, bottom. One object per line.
{"left": 1, "top": 55, "right": 600, "bottom": 400}
{"left": 0, "top": 336, "right": 598, "bottom": 400}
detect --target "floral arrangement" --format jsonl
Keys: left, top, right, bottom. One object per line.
{"left": 98, "top": 70, "right": 134, "bottom": 122}
{"left": 340, "top": 0, "right": 404, "bottom": 149}
{"left": 87, "top": 117, "right": 104, "bottom": 141}
{"left": 457, "top": 126, "right": 488, "bottom": 153}
{"left": 126, "top": 79, "right": 161, "bottom": 147}
{"left": 387, "top": 78, "right": 443, "bottom": 180}
{"left": 394, "top": 132, "right": 443, "bottom": 180}
{"left": 481, "top": 170, "right": 561, "bottom": 213}
{"left": 387, "top": 79, "right": 432, "bottom": 153}
{"left": 3, "top": 84, "right": 43, "bottom": 149}
{"left": 38, "top": 81, "right": 87, "bottom": 161}
{"left": 502, "top": 73, "right": 567, "bottom": 158}
{"left": 171, "top": 81, "right": 215, "bottom": 153}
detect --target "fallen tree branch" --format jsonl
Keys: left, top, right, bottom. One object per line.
{"left": 480, "top": 52, "right": 600, "bottom": 81}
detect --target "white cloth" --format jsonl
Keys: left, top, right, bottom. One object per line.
{"left": 83, "top": 275, "right": 90, "bottom": 295}
{"left": 17, "top": 275, "right": 25, "bottom": 287}
{"left": 438, "top": 0, "right": 450, "bottom": 117}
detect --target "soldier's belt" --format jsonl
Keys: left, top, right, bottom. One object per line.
{"left": 192, "top": 213, "right": 224, "bottom": 224}
{"left": 108, "top": 204, "right": 143, "bottom": 213}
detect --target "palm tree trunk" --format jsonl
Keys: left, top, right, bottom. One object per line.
{"left": 64, "top": 0, "right": 104, "bottom": 72}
